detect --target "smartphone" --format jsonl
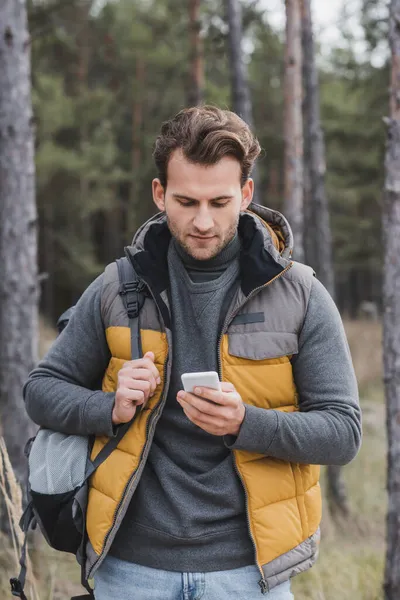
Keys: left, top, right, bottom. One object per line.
{"left": 181, "top": 371, "right": 221, "bottom": 394}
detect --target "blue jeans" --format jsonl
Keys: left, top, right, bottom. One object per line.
{"left": 94, "top": 555, "right": 294, "bottom": 599}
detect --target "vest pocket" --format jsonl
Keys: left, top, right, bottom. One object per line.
{"left": 228, "top": 331, "right": 298, "bottom": 361}
{"left": 221, "top": 334, "right": 299, "bottom": 411}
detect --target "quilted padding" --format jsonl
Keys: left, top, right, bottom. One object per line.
{"left": 87, "top": 327, "right": 168, "bottom": 555}
{"left": 222, "top": 331, "right": 321, "bottom": 568}
{"left": 251, "top": 498, "right": 304, "bottom": 566}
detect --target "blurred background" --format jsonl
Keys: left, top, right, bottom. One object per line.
{"left": 0, "top": 0, "right": 390, "bottom": 598}
{"left": 29, "top": 0, "right": 387, "bottom": 322}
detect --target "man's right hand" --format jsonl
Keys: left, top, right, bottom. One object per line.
{"left": 112, "top": 351, "right": 161, "bottom": 425}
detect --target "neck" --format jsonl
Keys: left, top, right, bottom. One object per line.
{"left": 173, "top": 233, "right": 241, "bottom": 272}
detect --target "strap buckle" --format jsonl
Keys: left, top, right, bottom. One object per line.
{"left": 119, "top": 281, "right": 146, "bottom": 319}
{"left": 119, "top": 281, "right": 138, "bottom": 295}
{"left": 10, "top": 578, "right": 26, "bottom": 599}
{"left": 119, "top": 280, "right": 146, "bottom": 295}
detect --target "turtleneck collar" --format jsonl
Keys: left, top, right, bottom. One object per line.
{"left": 172, "top": 232, "right": 241, "bottom": 273}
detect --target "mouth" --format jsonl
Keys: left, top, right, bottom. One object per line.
{"left": 189, "top": 235, "right": 216, "bottom": 241}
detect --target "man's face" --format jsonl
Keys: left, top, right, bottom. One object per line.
{"left": 152, "top": 150, "right": 254, "bottom": 260}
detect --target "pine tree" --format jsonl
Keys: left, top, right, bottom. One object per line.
{"left": 383, "top": 1, "right": 400, "bottom": 597}
{"left": 301, "top": 0, "right": 350, "bottom": 520}
{"left": 225, "top": 0, "right": 259, "bottom": 200}
{"left": 283, "top": 0, "right": 304, "bottom": 261}
{"left": 0, "top": 0, "right": 38, "bottom": 497}
{"left": 225, "top": 0, "right": 253, "bottom": 127}
{"left": 188, "top": 0, "right": 204, "bottom": 106}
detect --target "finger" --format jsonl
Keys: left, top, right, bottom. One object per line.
{"left": 140, "top": 358, "right": 161, "bottom": 383}
{"left": 130, "top": 379, "right": 153, "bottom": 396}
{"left": 122, "top": 370, "right": 158, "bottom": 393}
{"left": 177, "top": 391, "right": 220, "bottom": 416}
{"left": 180, "top": 401, "right": 225, "bottom": 428}
{"left": 220, "top": 381, "right": 236, "bottom": 393}
{"left": 192, "top": 387, "right": 233, "bottom": 406}
{"left": 118, "top": 388, "right": 146, "bottom": 405}
{"left": 123, "top": 360, "right": 161, "bottom": 384}
{"left": 124, "top": 354, "right": 156, "bottom": 369}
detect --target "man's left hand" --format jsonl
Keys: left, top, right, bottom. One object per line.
{"left": 177, "top": 382, "right": 245, "bottom": 437}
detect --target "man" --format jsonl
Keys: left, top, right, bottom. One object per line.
{"left": 24, "top": 106, "right": 362, "bottom": 600}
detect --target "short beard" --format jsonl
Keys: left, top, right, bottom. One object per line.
{"left": 167, "top": 214, "right": 239, "bottom": 260}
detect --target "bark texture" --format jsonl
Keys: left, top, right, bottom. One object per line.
{"left": 301, "top": 0, "right": 348, "bottom": 518}
{"left": 283, "top": 0, "right": 304, "bottom": 262}
{"left": 301, "top": 0, "right": 334, "bottom": 294}
{"left": 384, "top": 2, "right": 400, "bottom": 598}
{"left": 130, "top": 57, "right": 145, "bottom": 232}
{"left": 225, "top": 0, "right": 253, "bottom": 127}
{"left": 188, "top": 0, "right": 204, "bottom": 107}
{"left": 225, "top": 0, "right": 259, "bottom": 200}
{"left": 0, "top": 1, "right": 38, "bottom": 489}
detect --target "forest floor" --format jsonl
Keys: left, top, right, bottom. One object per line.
{"left": 0, "top": 319, "right": 385, "bottom": 600}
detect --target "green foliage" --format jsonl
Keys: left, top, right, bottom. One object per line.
{"left": 319, "top": 42, "right": 387, "bottom": 311}
{"left": 28, "top": 0, "right": 387, "bottom": 320}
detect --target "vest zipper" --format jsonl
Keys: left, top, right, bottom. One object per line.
{"left": 88, "top": 285, "right": 171, "bottom": 579}
{"left": 217, "top": 261, "right": 293, "bottom": 595}
{"left": 89, "top": 260, "right": 292, "bottom": 582}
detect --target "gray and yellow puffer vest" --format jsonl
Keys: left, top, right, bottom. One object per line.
{"left": 84, "top": 203, "right": 320, "bottom": 593}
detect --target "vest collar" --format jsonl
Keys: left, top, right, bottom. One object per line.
{"left": 125, "top": 203, "right": 293, "bottom": 300}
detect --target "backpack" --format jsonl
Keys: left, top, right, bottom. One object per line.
{"left": 10, "top": 257, "right": 147, "bottom": 600}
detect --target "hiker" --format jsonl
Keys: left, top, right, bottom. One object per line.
{"left": 24, "top": 106, "right": 362, "bottom": 600}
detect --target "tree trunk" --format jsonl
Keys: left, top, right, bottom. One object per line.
{"left": 283, "top": 0, "right": 304, "bottom": 262}
{"left": 301, "top": 0, "right": 334, "bottom": 294}
{"left": 188, "top": 0, "right": 204, "bottom": 107}
{"left": 225, "top": 0, "right": 253, "bottom": 127}
{"left": 78, "top": 4, "right": 90, "bottom": 235}
{"left": 0, "top": 0, "right": 38, "bottom": 494}
{"left": 129, "top": 57, "right": 145, "bottom": 237}
{"left": 301, "top": 0, "right": 348, "bottom": 519}
{"left": 225, "top": 0, "right": 259, "bottom": 201}
{"left": 383, "top": 1, "right": 400, "bottom": 597}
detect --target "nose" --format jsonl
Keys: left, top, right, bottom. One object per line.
{"left": 193, "top": 207, "right": 214, "bottom": 233}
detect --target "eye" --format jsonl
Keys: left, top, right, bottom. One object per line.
{"left": 212, "top": 202, "right": 228, "bottom": 208}
{"left": 178, "top": 199, "right": 195, "bottom": 207}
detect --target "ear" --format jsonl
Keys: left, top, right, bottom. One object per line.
{"left": 152, "top": 179, "right": 166, "bottom": 212}
{"left": 240, "top": 178, "right": 254, "bottom": 210}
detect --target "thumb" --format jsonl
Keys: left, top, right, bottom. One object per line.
{"left": 144, "top": 351, "right": 155, "bottom": 362}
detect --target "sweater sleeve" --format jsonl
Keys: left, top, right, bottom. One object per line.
{"left": 224, "top": 277, "right": 362, "bottom": 465}
{"left": 24, "top": 274, "right": 116, "bottom": 437}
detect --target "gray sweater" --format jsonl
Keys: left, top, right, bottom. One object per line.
{"left": 24, "top": 241, "right": 362, "bottom": 571}
{"left": 109, "top": 235, "right": 255, "bottom": 570}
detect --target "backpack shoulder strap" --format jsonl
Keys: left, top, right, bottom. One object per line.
{"left": 9, "top": 503, "right": 34, "bottom": 600}
{"left": 85, "top": 257, "right": 147, "bottom": 478}
{"left": 115, "top": 256, "right": 146, "bottom": 361}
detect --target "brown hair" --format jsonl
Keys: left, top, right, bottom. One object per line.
{"left": 153, "top": 105, "right": 261, "bottom": 188}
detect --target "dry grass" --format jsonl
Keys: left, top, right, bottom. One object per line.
{"left": 293, "top": 383, "right": 386, "bottom": 600}
{"left": 0, "top": 319, "right": 387, "bottom": 599}
{"left": 0, "top": 439, "right": 41, "bottom": 600}
{"left": 293, "top": 319, "right": 386, "bottom": 600}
